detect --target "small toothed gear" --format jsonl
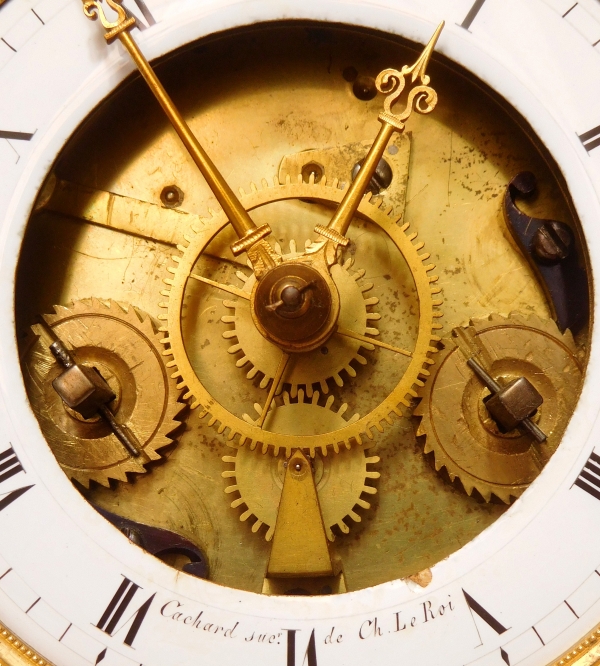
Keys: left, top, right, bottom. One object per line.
{"left": 21, "top": 299, "right": 184, "bottom": 488}
{"left": 414, "top": 313, "right": 582, "bottom": 503}
{"left": 221, "top": 241, "right": 380, "bottom": 395}
{"left": 222, "top": 391, "right": 380, "bottom": 540}
{"left": 161, "top": 175, "right": 442, "bottom": 456}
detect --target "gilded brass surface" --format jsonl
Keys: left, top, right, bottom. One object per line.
{"left": 82, "top": 0, "right": 273, "bottom": 269}
{"left": 415, "top": 314, "right": 582, "bottom": 502}
{"left": 266, "top": 449, "right": 334, "bottom": 578}
{"left": 21, "top": 300, "right": 183, "bottom": 487}
{"left": 223, "top": 391, "right": 379, "bottom": 541}
{"left": 15, "top": 24, "right": 589, "bottom": 595}
{"left": 222, "top": 250, "right": 380, "bottom": 394}
{"left": 0, "top": 623, "right": 54, "bottom": 666}
{"left": 162, "top": 177, "right": 441, "bottom": 457}
{"left": 323, "top": 22, "right": 442, "bottom": 242}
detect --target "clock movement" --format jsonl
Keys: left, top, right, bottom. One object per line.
{"left": 1, "top": 1, "right": 600, "bottom": 665}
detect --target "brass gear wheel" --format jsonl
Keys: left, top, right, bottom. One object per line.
{"left": 221, "top": 243, "right": 380, "bottom": 395}
{"left": 414, "top": 313, "right": 583, "bottom": 503}
{"left": 222, "top": 390, "right": 380, "bottom": 540}
{"left": 22, "top": 299, "right": 184, "bottom": 488}
{"left": 161, "top": 175, "right": 442, "bottom": 456}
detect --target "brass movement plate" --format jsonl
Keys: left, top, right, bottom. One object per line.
{"left": 8, "top": 19, "right": 592, "bottom": 666}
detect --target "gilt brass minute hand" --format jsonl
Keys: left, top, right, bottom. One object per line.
{"left": 315, "top": 21, "right": 444, "bottom": 248}
{"left": 81, "top": 0, "right": 276, "bottom": 273}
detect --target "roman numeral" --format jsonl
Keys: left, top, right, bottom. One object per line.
{"left": 0, "top": 131, "right": 35, "bottom": 141}
{"left": 464, "top": 590, "right": 509, "bottom": 647}
{"left": 579, "top": 125, "right": 600, "bottom": 153}
{"left": 125, "top": 0, "right": 156, "bottom": 29}
{"left": 0, "top": 444, "right": 33, "bottom": 513}
{"left": 0, "top": 444, "right": 24, "bottom": 484}
{"left": 574, "top": 451, "right": 600, "bottom": 499}
{"left": 285, "top": 629, "right": 318, "bottom": 666}
{"left": 0, "top": 130, "right": 35, "bottom": 164}
{"left": 96, "top": 577, "right": 155, "bottom": 648}
{"left": 458, "top": 0, "right": 488, "bottom": 30}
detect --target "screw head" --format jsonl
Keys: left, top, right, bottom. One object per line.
{"left": 301, "top": 162, "right": 324, "bottom": 184}
{"left": 121, "top": 526, "right": 144, "bottom": 547}
{"left": 352, "top": 75, "right": 377, "bottom": 101}
{"left": 532, "top": 221, "right": 572, "bottom": 263}
{"left": 160, "top": 185, "right": 184, "bottom": 209}
{"left": 352, "top": 157, "right": 393, "bottom": 194}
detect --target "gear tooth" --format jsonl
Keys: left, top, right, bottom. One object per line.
{"left": 305, "top": 384, "right": 313, "bottom": 398}
{"left": 259, "top": 375, "right": 270, "bottom": 389}
{"left": 252, "top": 519, "right": 263, "bottom": 533}
{"left": 273, "top": 175, "right": 280, "bottom": 186}
{"left": 285, "top": 174, "right": 291, "bottom": 185}
{"left": 345, "top": 364, "right": 357, "bottom": 378}
{"left": 326, "top": 527, "right": 335, "bottom": 542}
{"left": 261, "top": 178, "right": 269, "bottom": 189}
{"left": 290, "top": 384, "right": 298, "bottom": 399}
{"left": 274, "top": 242, "right": 283, "bottom": 255}
{"left": 333, "top": 373, "right": 343, "bottom": 387}
{"left": 240, "top": 509, "right": 253, "bottom": 521}
{"left": 225, "top": 484, "right": 239, "bottom": 494}
{"left": 324, "top": 394, "right": 334, "bottom": 409}
{"left": 246, "top": 366, "right": 258, "bottom": 379}
{"left": 348, "top": 510, "right": 361, "bottom": 522}
{"left": 235, "top": 356, "right": 250, "bottom": 368}
{"left": 228, "top": 344, "right": 242, "bottom": 354}
{"left": 266, "top": 525, "right": 275, "bottom": 541}
{"left": 337, "top": 403, "right": 348, "bottom": 416}
{"left": 289, "top": 239, "right": 297, "bottom": 254}
{"left": 356, "top": 499, "right": 371, "bottom": 509}
{"left": 319, "top": 379, "right": 328, "bottom": 394}
{"left": 337, "top": 520, "right": 350, "bottom": 534}
{"left": 238, "top": 187, "right": 246, "bottom": 197}
{"left": 362, "top": 485, "right": 377, "bottom": 495}
{"left": 230, "top": 497, "right": 245, "bottom": 508}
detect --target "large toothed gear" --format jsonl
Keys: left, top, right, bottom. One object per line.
{"left": 222, "top": 391, "right": 380, "bottom": 540}
{"left": 414, "top": 313, "right": 582, "bottom": 503}
{"left": 222, "top": 242, "right": 380, "bottom": 395}
{"left": 21, "top": 299, "right": 184, "bottom": 488}
{"left": 161, "top": 175, "right": 442, "bottom": 456}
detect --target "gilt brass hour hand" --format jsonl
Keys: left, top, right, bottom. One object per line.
{"left": 81, "top": 0, "right": 278, "bottom": 275}
{"left": 315, "top": 21, "right": 444, "bottom": 248}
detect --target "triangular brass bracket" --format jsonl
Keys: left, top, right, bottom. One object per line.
{"left": 266, "top": 450, "right": 334, "bottom": 578}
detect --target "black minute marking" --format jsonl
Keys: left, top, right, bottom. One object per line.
{"left": 458, "top": 0, "right": 488, "bottom": 30}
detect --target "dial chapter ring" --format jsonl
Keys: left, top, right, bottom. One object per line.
{"left": 162, "top": 179, "right": 441, "bottom": 456}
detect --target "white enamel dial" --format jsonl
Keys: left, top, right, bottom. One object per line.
{"left": 1, "top": 1, "right": 600, "bottom": 665}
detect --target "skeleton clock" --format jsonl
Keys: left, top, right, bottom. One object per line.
{"left": 0, "top": 0, "right": 600, "bottom": 665}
